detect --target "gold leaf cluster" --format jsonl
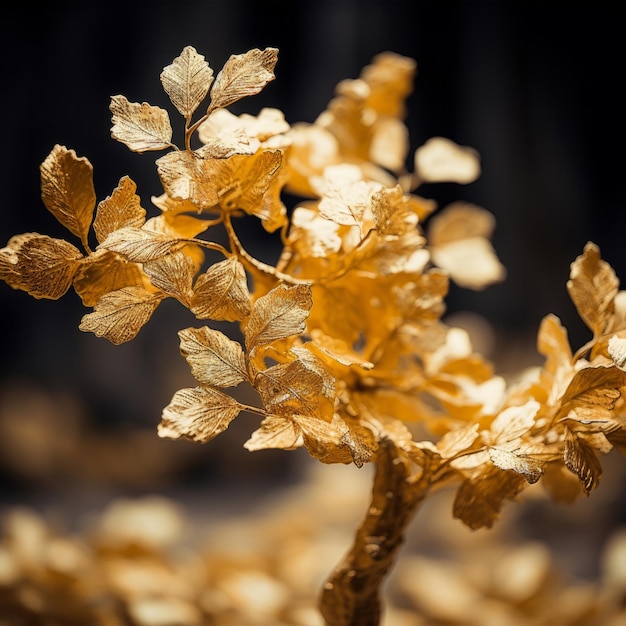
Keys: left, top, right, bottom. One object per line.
{"left": 2, "top": 45, "right": 626, "bottom": 537}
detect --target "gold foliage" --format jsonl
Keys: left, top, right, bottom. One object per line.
{"left": 78, "top": 285, "right": 164, "bottom": 344}
{"left": 413, "top": 136, "right": 481, "bottom": 185}
{"left": 428, "top": 202, "right": 506, "bottom": 290}
{"left": 160, "top": 45, "right": 215, "bottom": 120}
{"left": 178, "top": 326, "right": 248, "bottom": 388}
{"left": 158, "top": 386, "right": 243, "bottom": 443}
{"left": 73, "top": 250, "right": 147, "bottom": 307}
{"left": 244, "top": 283, "right": 312, "bottom": 351}
{"left": 567, "top": 241, "right": 619, "bottom": 339}
{"left": 40, "top": 145, "right": 96, "bottom": 251}
{"left": 189, "top": 256, "right": 251, "bottom": 321}
{"left": 3, "top": 41, "right": 623, "bottom": 520}
{"left": 110, "top": 95, "right": 174, "bottom": 153}
{"left": 0, "top": 233, "right": 82, "bottom": 299}
{"left": 209, "top": 47, "right": 278, "bottom": 111}
{"left": 93, "top": 175, "right": 147, "bottom": 244}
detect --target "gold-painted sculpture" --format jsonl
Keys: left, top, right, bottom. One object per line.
{"left": 2, "top": 46, "right": 625, "bottom": 626}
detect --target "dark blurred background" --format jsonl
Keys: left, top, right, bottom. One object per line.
{"left": 0, "top": 1, "right": 624, "bottom": 503}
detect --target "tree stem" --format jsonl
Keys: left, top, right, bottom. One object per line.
{"left": 318, "top": 439, "right": 428, "bottom": 626}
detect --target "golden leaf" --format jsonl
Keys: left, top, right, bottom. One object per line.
{"left": 178, "top": 326, "right": 248, "bottom": 388}
{"left": 142, "top": 251, "right": 196, "bottom": 304}
{"left": 564, "top": 428, "right": 602, "bottom": 493}
{"left": 295, "top": 413, "right": 354, "bottom": 464}
{"left": 414, "top": 137, "right": 480, "bottom": 184}
{"left": 335, "top": 416, "right": 379, "bottom": 467}
{"left": 453, "top": 467, "right": 527, "bottom": 530}
{"left": 93, "top": 176, "right": 146, "bottom": 244}
{"left": 110, "top": 95, "right": 173, "bottom": 153}
{"left": 407, "top": 193, "right": 438, "bottom": 222}
{"left": 429, "top": 202, "right": 495, "bottom": 245}
{"left": 313, "top": 164, "right": 380, "bottom": 229}
{"left": 79, "top": 285, "right": 164, "bottom": 344}
{"left": 351, "top": 392, "right": 417, "bottom": 451}
{"left": 99, "top": 227, "right": 186, "bottom": 263}
{"left": 238, "top": 107, "right": 290, "bottom": 141}
{"left": 533, "top": 313, "right": 575, "bottom": 409}
{"left": 361, "top": 51, "right": 416, "bottom": 118}
{"left": 538, "top": 312, "right": 571, "bottom": 356}
{"left": 576, "top": 430, "right": 615, "bottom": 454}
{"left": 160, "top": 45, "right": 214, "bottom": 119}
{"left": 244, "top": 412, "right": 370, "bottom": 462}
{"left": 488, "top": 447, "right": 544, "bottom": 484}
{"left": 40, "top": 145, "right": 96, "bottom": 250}
{"left": 567, "top": 242, "right": 619, "bottom": 337}
{"left": 244, "top": 415, "right": 302, "bottom": 451}
{"left": 612, "top": 291, "right": 626, "bottom": 333}
{"left": 291, "top": 346, "right": 336, "bottom": 409}
{"left": 559, "top": 363, "right": 626, "bottom": 420}
{"left": 209, "top": 47, "right": 278, "bottom": 111}
{"left": 0, "top": 233, "right": 82, "bottom": 299}
{"left": 369, "top": 117, "right": 409, "bottom": 172}
{"left": 73, "top": 249, "right": 146, "bottom": 307}
{"left": 428, "top": 203, "right": 505, "bottom": 290}
{"left": 433, "top": 237, "right": 505, "bottom": 290}
{"left": 371, "top": 184, "right": 418, "bottom": 236}
{"left": 245, "top": 283, "right": 312, "bottom": 351}
{"left": 255, "top": 360, "right": 325, "bottom": 419}
{"left": 190, "top": 257, "right": 251, "bottom": 322}
{"left": 484, "top": 400, "right": 540, "bottom": 446}
{"left": 429, "top": 376, "right": 501, "bottom": 425}
{"left": 439, "top": 353, "right": 494, "bottom": 383}
{"left": 436, "top": 424, "right": 480, "bottom": 459}
{"left": 158, "top": 386, "right": 243, "bottom": 443}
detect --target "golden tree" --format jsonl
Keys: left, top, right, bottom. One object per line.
{"left": 2, "top": 46, "right": 626, "bottom": 626}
